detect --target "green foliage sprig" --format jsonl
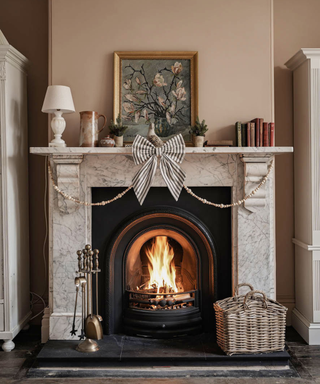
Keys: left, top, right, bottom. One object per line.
{"left": 108, "top": 113, "right": 128, "bottom": 137}
{"left": 189, "top": 117, "right": 208, "bottom": 137}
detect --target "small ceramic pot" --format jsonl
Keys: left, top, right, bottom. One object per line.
{"left": 100, "top": 135, "right": 115, "bottom": 147}
{"left": 114, "top": 135, "right": 123, "bottom": 147}
{"left": 193, "top": 135, "right": 205, "bottom": 147}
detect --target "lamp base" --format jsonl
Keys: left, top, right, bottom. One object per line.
{"left": 49, "top": 111, "right": 67, "bottom": 148}
{"left": 49, "top": 141, "right": 67, "bottom": 147}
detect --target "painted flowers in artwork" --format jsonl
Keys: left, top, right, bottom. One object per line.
{"left": 121, "top": 61, "right": 189, "bottom": 136}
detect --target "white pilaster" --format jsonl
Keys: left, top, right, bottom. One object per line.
{"left": 286, "top": 48, "right": 320, "bottom": 344}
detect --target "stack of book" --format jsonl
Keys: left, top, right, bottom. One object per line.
{"left": 235, "top": 118, "right": 275, "bottom": 147}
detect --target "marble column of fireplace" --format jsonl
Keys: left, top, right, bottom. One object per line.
{"left": 31, "top": 147, "right": 293, "bottom": 340}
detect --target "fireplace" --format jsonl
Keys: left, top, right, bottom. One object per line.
{"left": 92, "top": 186, "right": 232, "bottom": 337}
{"left": 29, "top": 149, "right": 282, "bottom": 341}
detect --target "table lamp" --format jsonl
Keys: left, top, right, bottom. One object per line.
{"left": 42, "top": 85, "right": 75, "bottom": 147}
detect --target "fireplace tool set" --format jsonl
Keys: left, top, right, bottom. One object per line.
{"left": 71, "top": 244, "right": 103, "bottom": 353}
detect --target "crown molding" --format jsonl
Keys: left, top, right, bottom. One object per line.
{"left": 0, "top": 30, "right": 29, "bottom": 73}
{"left": 285, "top": 48, "right": 320, "bottom": 71}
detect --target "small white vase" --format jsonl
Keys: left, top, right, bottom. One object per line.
{"left": 114, "top": 135, "right": 123, "bottom": 147}
{"left": 193, "top": 135, "right": 205, "bottom": 147}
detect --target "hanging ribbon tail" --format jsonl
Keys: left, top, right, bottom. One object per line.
{"left": 160, "top": 154, "right": 186, "bottom": 201}
{"left": 132, "top": 155, "right": 157, "bottom": 205}
{"left": 132, "top": 135, "right": 157, "bottom": 205}
{"left": 157, "top": 135, "right": 186, "bottom": 201}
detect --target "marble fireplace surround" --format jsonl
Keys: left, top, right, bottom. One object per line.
{"left": 31, "top": 146, "right": 293, "bottom": 340}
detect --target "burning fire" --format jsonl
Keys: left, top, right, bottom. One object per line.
{"left": 145, "top": 236, "right": 178, "bottom": 293}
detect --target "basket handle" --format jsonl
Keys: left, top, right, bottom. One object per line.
{"left": 233, "top": 283, "right": 254, "bottom": 297}
{"left": 244, "top": 290, "right": 268, "bottom": 310}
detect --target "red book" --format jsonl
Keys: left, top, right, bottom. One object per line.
{"left": 247, "top": 123, "right": 251, "bottom": 147}
{"left": 250, "top": 122, "right": 255, "bottom": 147}
{"left": 251, "top": 118, "right": 260, "bottom": 146}
{"left": 269, "top": 123, "right": 275, "bottom": 146}
{"left": 263, "top": 122, "right": 269, "bottom": 146}
{"left": 259, "top": 119, "right": 264, "bottom": 146}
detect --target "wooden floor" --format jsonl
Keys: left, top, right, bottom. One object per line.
{"left": 1, "top": 326, "right": 320, "bottom": 383}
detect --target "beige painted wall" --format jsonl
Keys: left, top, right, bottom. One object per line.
{"left": 0, "top": 0, "right": 49, "bottom": 323}
{"left": 274, "top": 0, "right": 320, "bottom": 322}
{"left": 51, "top": 0, "right": 274, "bottom": 146}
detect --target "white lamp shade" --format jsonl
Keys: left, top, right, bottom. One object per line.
{"left": 41, "top": 85, "right": 75, "bottom": 114}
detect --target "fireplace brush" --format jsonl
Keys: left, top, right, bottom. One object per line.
{"left": 72, "top": 244, "right": 103, "bottom": 353}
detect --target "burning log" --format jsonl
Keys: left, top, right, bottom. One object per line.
{"left": 173, "top": 293, "right": 191, "bottom": 301}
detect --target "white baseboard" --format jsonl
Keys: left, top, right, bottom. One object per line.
{"left": 292, "top": 308, "right": 320, "bottom": 345}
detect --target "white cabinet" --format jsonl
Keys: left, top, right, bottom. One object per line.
{"left": 286, "top": 49, "right": 320, "bottom": 344}
{"left": 0, "top": 31, "right": 30, "bottom": 352}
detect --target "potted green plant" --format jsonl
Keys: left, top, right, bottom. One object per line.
{"left": 108, "top": 113, "right": 128, "bottom": 147}
{"left": 189, "top": 117, "right": 208, "bottom": 147}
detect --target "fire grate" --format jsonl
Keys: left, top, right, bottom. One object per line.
{"left": 127, "top": 289, "right": 197, "bottom": 311}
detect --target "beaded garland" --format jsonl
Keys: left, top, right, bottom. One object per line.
{"left": 48, "top": 159, "right": 274, "bottom": 209}
{"left": 184, "top": 158, "right": 274, "bottom": 208}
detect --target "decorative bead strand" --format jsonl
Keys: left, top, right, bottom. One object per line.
{"left": 48, "top": 158, "right": 274, "bottom": 209}
{"left": 48, "top": 162, "right": 132, "bottom": 206}
{"left": 183, "top": 159, "right": 274, "bottom": 208}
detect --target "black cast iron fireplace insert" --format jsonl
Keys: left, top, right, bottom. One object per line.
{"left": 92, "top": 187, "right": 232, "bottom": 338}
{"left": 113, "top": 209, "right": 215, "bottom": 338}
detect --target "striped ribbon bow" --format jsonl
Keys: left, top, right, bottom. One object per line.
{"left": 132, "top": 134, "right": 186, "bottom": 205}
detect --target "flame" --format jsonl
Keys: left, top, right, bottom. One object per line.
{"left": 145, "top": 236, "right": 178, "bottom": 293}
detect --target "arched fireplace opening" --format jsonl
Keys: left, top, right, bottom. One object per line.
{"left": 103, "top": 207, "right": 217, "bottom": 338}
{"left": 124, "top": 229, "right": 201, "bottom": 337}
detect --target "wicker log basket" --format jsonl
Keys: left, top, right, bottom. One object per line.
{"left": 214, "top": 283, "right": 288, "bottom": 356}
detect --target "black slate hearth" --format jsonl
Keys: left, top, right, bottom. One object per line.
{"left": 28, "top": 334, "right": 294, "bottom": 378}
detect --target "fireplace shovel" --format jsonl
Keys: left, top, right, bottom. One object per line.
{"left": 85, "top": 314, "right": 103, "bottom": 340}
{"left": 85, "top": 250, "right": 103, "bottom": 340}
{"left": 70, "top": 277, "right": 80, "bottom": 337}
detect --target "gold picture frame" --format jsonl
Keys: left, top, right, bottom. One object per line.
{"left": 114, "top": 51, "right": 198, "bottom": 144}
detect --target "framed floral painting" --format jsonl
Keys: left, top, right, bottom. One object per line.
{"left": 113, "top": 51, "right": 198, "bottom": 144}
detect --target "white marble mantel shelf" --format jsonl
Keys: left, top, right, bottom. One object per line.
{"left": 30, "top": 146, "right": 293, "bottom": 156}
